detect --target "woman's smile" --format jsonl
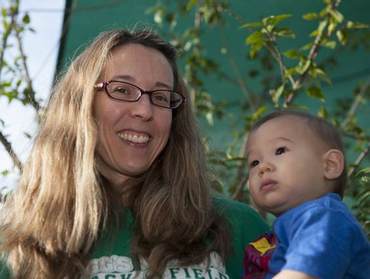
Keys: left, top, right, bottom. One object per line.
{"left": 117, "top": 130, "right": 151, "bottom": 145}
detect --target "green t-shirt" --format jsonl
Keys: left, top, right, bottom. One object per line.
{"left": 0, "top": 197, "right": 269, "bottom": 278}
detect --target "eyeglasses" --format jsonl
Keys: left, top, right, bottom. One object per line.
{"left": 94, "top": 80, "right": 185, "bottom": 109}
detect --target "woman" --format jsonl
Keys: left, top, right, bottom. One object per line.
{"left": 0, "top": 29, "right": 268, "bottom": 278}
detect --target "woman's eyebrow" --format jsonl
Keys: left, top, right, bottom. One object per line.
{"left": 111, "top": 75, "right": 172, "bottom": 89}
{"left": 111, "top": 74, "right": 135, "bottom": 82}
{"left": 154, "top": 81, "right": 172, "bottom": 89}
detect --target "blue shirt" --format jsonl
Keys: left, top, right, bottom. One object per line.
{"left": 266, "top": 193, "right": 370, "bottom": 279}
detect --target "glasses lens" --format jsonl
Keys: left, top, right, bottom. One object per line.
{"left": 151, "top": 91, "right": 183, "bottom": 108}
{"left": 107, "top": 82, "right": 139, "bottom": 101}
{"left": 170, "top": 92, "right": 184, "bottom": 108}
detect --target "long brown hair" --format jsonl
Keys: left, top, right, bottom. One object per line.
{"left": 0, "top": 29, "right": 229, "bottom": 278}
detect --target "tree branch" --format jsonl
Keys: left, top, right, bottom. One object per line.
{"left": 15, "top": 27, "right": 41, "bottom": 112}
{"left": 348, "top": 142, "right": 369, "bottom": 177}
{"left": 263, "top": 31, "right": 295, "bottom": 89}
{"left": 232, "top": 134, "right": 249, "bottom": 200}
{"left": 0, "top": 2, "right": 23, "bottom": 173}
{"left": 284, "top": 0, "right": 341, "bottom": 106}
{"left": 0, "top": 6, "right": 17, "bottom": 82}
{"left": 341, "top": 76, "right": 370, "bottom": 129}
{"left": 229, "top": 58, "right": 257, "bottom": 109}
{"left": 0, "top": 130, "right": 22, "bottom": 172}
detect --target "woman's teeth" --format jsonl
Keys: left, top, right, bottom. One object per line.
{"left": 118, "top": 132, "right": 150, "bottom": 144}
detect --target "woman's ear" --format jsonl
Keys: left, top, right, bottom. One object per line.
{"left": 322, "top": 149, "right": 344, "bottom": 180}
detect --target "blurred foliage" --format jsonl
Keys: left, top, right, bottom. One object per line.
{"left": 0, "top": 0, "right": 369, "bottom": 232}
{"left": 0, "top": 0, "right": 39, "bottom": 181}
{"left": 147, "top": 0, "right": 370, "bottom": 230}
{"left": 349, "top": 167, "right": 370, "bottom": 236}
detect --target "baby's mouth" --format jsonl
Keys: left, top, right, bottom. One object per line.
{"left": 260, "top": 179, "right": 277, "bottom": 191}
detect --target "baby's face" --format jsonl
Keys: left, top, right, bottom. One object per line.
{"left": 246, "top": 116, "right": 330, "bottom": 215}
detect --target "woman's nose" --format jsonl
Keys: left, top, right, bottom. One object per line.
{"left": 130, "top": 94, "right": 154, "bottom": 120}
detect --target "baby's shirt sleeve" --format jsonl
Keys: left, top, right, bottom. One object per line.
{"left": 283, "top": 207, "right": 352, "bottom": 278}
{"left": 273, "top": 200, "right": 370, "bottom": 279}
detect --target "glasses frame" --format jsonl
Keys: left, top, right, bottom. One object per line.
{"left": 94, "top": 80, "right": 185, "bottom": 109}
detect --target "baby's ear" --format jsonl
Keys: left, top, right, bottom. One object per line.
{"left": 322, "top": 149, "right": 344, "bottom": 180}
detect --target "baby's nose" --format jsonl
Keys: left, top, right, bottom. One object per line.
{"left": 258, "top": 161, "right": 274, "bottom": 176}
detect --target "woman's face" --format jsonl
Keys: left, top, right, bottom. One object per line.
{"left": 94, "top": 43, "right": 173, "bottom": 187}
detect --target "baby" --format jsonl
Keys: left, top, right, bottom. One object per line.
{"left": 243, "top": 110, "right": 370, "bottom": 279}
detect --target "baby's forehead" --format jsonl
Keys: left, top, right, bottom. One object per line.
{"left": 247, "top": 115, "right": 325, "bottom": 150}
{"left": 252, "top": 115, "right": 309, "bottom": 136}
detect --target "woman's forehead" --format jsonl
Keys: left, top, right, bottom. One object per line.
{"left": 103, "top": 43, "right": 174, "bottom": 85}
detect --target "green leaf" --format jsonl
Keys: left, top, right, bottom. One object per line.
{"left": 283, "top": 49, "right": 302, "bottom": 59}
{"left": 1, "top": 170, "right": 9, "bottom": 177}
{"left": 154, "top": 9, "right": 164, "bottom": 25}
{"left": 310, "top": 67, "right": 331, "bottom": 84}
{"left": 262, "top": 14, "right": 292, "bottom": 27}
{"left": 249, "top": 43, "right": 264, "bottom": 59}
{"left": 0, "top": 82, "right": 12, "bottom": 88}
{"left": 328, "top": 22, "right": 337, "bottom": 35}
{"left": 245, "top": 31, "right": 264, "bottom": 45}
{"left": 303, "top": 12, "right": 318, "bottom": 21}
{"left": 310, "top": 29, "right": 318, "bottom": 37}
{"left": 246, "top": 31, "right": 265, "bottom": 58}
{"left": 329, "top": 10, "right": 344, "bottom": 23}
{"left": 285, "top": 67, "right": 298, "bottom": 76}
{"left": 206, "top": 112, "right": 214, "bottom": 126}
{"left": 301, "top": 42, "right": 313, "bottom": 51}
{"left": 360, "top": 176, "right": 370, "bottom": 185}
{"left": 307, "top": 86, "right": 325, "bottom": 102}
{"left": 318, "top": 106, "right": 328, "bottom": 118}
{"left": 322, "top": 40, "right": 336, "bottom": 49}
{"left": 253, "top": 106, "right": 267, "bottom": 120}
{"left": 3, "top": 90, "right": 18, "bottom": 103}
{"left": 270, "top": 84, "right": 285, "bottom": 105}
{"left": 275, "top": 27, "right": 295, "bottom": 38}
{"left": 10, "top": 5, "right": 18, "bottom": 15}
{"left": 241, "top": 21, "right": 262, "bottom": 29}
{"left": 356, "top": 167, "right": 370, "bottom": 175}
{"left": 185, "top": 0, "right": 197, "bottom": 11}
{"left": 357, "top": 191, "right": 370, "bottom": 206}
{"left": 336, "top": 30, "right": 347, "bottom": 45}
{"left": 346, "top": 21, "right": 369, "bottom": 29}
{"left": 296, "top": 59, "right": 311, "bottom": 74}
{"left": 3, "top": 20, "right": 10, "bottom": 32}
{"left": 1, "top": 8, "right": 7, "bottom": 18}
{"left": 22, "top": 13, "right": 30, "bottom": 24}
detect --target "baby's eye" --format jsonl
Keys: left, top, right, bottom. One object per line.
{"left": 249, "top": 160, "right": 259, "bottom": 168}
{"left": 275, "top": 146, "right": 286, "bottom": 155}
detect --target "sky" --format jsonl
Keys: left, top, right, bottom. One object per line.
{"left": 0, "top": 0, "right": 65, "bottom": 190}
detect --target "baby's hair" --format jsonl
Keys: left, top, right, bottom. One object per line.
{"left": 250, "top": 110, "right": 347, "bottom": 198}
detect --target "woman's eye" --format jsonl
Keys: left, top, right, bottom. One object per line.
{"left": 250, "top": 160, "right": 259, "bottom": 168}
{"left": 275, "top": 147, "right": 286, "bottom": 155}
{"left": 152, "top": 92, "right": 170, "bottom": 105}
{"left": 153, "top": 94, "right": 168, "bottom": 102}
{"left": 114, "top": 87, "right": 130, "bottom": 94}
